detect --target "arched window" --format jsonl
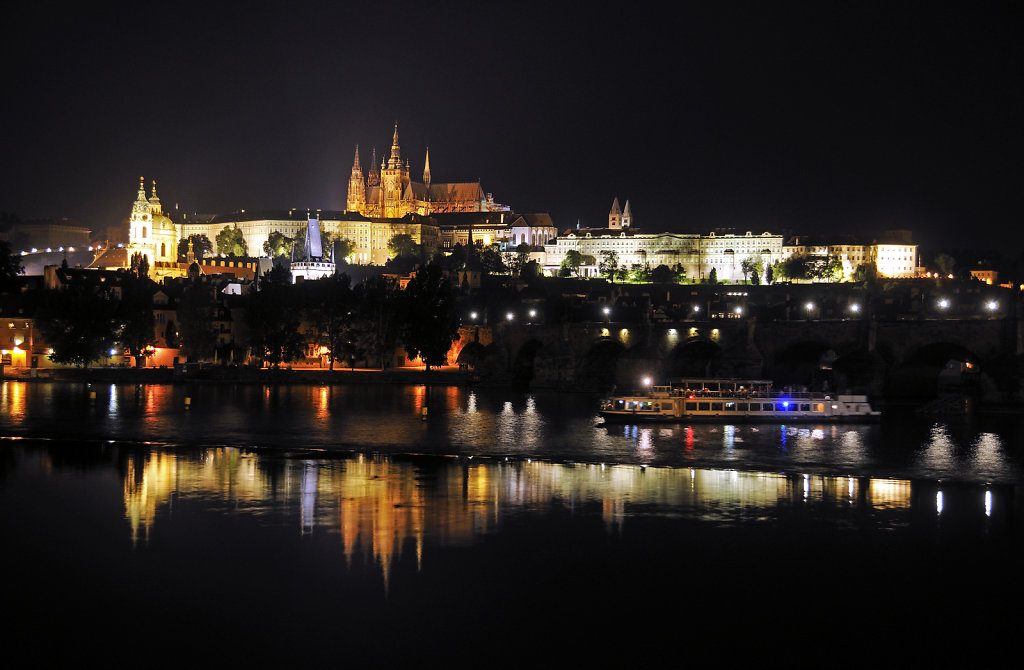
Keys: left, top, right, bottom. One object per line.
{"left": 161, "top": 243, "right": 166, "bottom": 257}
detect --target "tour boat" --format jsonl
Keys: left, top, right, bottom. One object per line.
{"left": 599, "top": 378, "right": 880, "bottom": 423}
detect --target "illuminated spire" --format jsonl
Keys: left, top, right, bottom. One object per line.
{"left": 368, "top": 147, "right": 380, "bottom": 186}
{"left": 423, "top": 146, "right": 431, "bottom": 188}
{"left": 137, "top": 176, "right": 147, "bottom": 201}
{"left": 352, "top": 144, "right": 361, "bottom": 170}
{"left": 388, "top": 122, "right": 401, "bottom": 169}
{"left": 622, "top": 200, "right": 632, "bottom": 228}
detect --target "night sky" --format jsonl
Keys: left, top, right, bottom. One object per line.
{"left": 2, "top": 2, "right": 1020, "bottom": 252}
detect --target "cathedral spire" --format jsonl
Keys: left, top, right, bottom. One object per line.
{"left": 622, "top": 199, "right": 632, "bottom": 228}
{"left": 352, "top": 144, "right": 361, "bottom": 170}
{"left": 423, "top": 146, "right": 431, "bottom": 188}
{"left": 368, "top": 147, "right": 380, "bottom": 186}
{"left": 137, "top": 176, "right": 147, "bottom": 201}
{"left": 388, "top": 122, "right": 401, "bottom": 169}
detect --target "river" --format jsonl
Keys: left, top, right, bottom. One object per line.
{"left": 1, "top": 381, "right": 1021, "bottom": 664}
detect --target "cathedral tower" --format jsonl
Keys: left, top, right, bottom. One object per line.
{"left": 621, "top": 200, "right": 632, "bottom": 229}
{"left": 609, "top": 197, "right": 622, "bottom": 229}
{"left": 347, "top": 145, "right": 366, "bottom": 212}
{"left": 381, "top": 123, "right": 408, "bottom": 218}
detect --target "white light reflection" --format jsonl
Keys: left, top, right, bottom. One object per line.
{"left": 985, "top": 490, "right": 992, "bottom": 517}
{"left": 936, "top": 490, "right": 944, "bottom": 515}
{"left": 467, "top": 392, "right": 477, "bottom": 414}
{"left": 803, "top": 474, "right": 809, "bottom": 500}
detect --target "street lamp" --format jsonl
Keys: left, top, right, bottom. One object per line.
{"left": 469, "top": 311, "right": 478, "bottom": 320}
{"left": 938, "top": 299, "right": 950, "bottom": 310}
{"left": 733, "top": 306, "right": 743, "bottom": 316}
{"left": 506, "top": 312, "right": 514, "bottom": 321}
{"left": 986, "top": 300, "right": 998, "bottom": 311}
{"left": 849, "top": 303, "right": 860, "bottom": 313}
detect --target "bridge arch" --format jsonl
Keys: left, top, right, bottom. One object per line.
{"left": 582, "top": 337, "right": 626, "bottom": 391}
{"left": 666, "top": 337, "right": 723, "bottom": 378}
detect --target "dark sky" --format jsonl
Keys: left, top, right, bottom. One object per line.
{"left": 2, "top": 1, "right": 1020, "bottom": 252}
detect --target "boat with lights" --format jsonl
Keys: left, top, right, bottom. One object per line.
{"left": 599, "top": 378, "right": 880, "bottom": 423}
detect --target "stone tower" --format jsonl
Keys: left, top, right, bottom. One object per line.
{"left": 621, "top": 200, "right": 632, "bottom": 229}
{"left": 381, "top": 123, "right": 409, "bottom": 219}
{"left": 346, "top": 145, "right": 366, "bottom": 212}
{"left": 609, "top": 197, "right": 622, "bottom": 229}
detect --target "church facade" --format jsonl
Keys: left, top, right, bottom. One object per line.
{"left": 345, "top": 124, "right": 509, "bottom": 218}
{"left": 126, "top": 177, "right": 180, "bottom": 279}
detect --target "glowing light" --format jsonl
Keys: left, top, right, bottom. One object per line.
{"left": 506, "top": 312, "right": 514, "bottom": 321}
{"left": 469, "top": 311, "right": 478, "bottom": 320}
{"left": 733, "top": 306, "right": 743, "bottom": 315}
{"left": 692, "top": 305, "right": 700, "bottom": 312}
{"left": 805, "top": 302, "right": 815, "bottom": 311}
{"left": 668, "top": 328, "right": 677, "bottom": 335}
{"left": 850, "top": 303, "right": 860, "bottom": 312}
{"left": 936, "top": 490, "right": 944, "bottom": 514}
{"left": 109, "top": 348, "right": 118, "bottom": 356}
{"left": 642, "top": 376, "right": 652, "bottom": 387}
{"left": 986, "top": 301, "right": 998, "bottom": 310}
{"left": 985, "top": 490, "right": 992, "bottom": 517}
{"left": 529, "top": 309, "right": 537, "bottom": 318}
{"left": 938, "top": 299, "right": 949, "bottom": 309}
{"left": 602, "top": 306, "right": 611, "bottom": 315}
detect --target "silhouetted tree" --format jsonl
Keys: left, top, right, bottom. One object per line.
{"left": 0, "top": 240, "right": 25, "bottom": 292}
{"left": 246, "top": 265, "right": 305, "bottom": 367}
{"left": 401, "top": 264, "right": 460, "bottom": 370}
{"left": 36, "top": 283, "right": 119, "bottom": 367}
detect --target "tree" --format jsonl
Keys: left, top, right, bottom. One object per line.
{"left": 262, "top": 231, "right": 294, "bottom": 258}
{"left": 479, "top": 245, "right": 506, "bottom": 275}
{"left": 852, "top": 261, "right": 878, "bottom": 284}
{"left": 178, "top": 234, "right": 213, "bottom": 261}
{"left": 388, "top": 233, "right": 420, "bottom": 260}
{"left": 1, "top": 240, "right": 25, "bottom": 292}
{"left": 520, "top": 259, "right": 541, "bottom": 279}
{"left": 358, "top": 275, "right": 402, "bottom": 368}
{"left": 334, "top": 237, "right": 356, "bottom": 264}
{"left": 741, "top": 256, "right": 763, "bottom": 284}
{"left": 765, "top": 263, "right": 775, "bottom": 284}
{"left": 246, "top": 265, "right": 306, "bottom": 367}
{"left": 707, "top": 267, "right": 718, "bottom": 285}
{"left": 651, "top": 264, "right": 676, "bottom": 284}
{"left": 305, "top": 274, "right": 354, "bottom": 370}
{"left": 562, "top": 250, "right": 585, "bottom": 277}
{"left": 813, "top": 255, "right": 843, "bottom": 282}
{"left": 599, "top": 250, "right": 619, "bottom": 281}
{"left": 177, "top": 283, "right": 219, "bottom": 362}
{"left": 401, "top": 264, "right": 460, "bottom": 370}
{"left": 934, "top": 253, "right": 956, "bottom": 276}
{"left": 36, "top": 283, "right": 119, "bottom": 368}
{"left": 216, "top": 225, "right": 248, "bottom": 256}
{"left": 776, "top": 254, "right": 812, "bottom": 281}
{"left": 117, "top": 271, "right": 156, "bottom": 367}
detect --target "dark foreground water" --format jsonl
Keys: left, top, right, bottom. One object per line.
{"left": 2, "top": 381, "right": 1022, "bottom": 665}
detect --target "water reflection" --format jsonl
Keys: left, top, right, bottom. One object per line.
{"left": 71, "top": 446, "right": 1009, "bottom": 578}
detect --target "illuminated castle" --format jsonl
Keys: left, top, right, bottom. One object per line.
{"left": 345, "top": 123, "right": 509, "bottom": 218}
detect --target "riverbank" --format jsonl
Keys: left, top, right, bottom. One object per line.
{"left": 0, "top": 365, "right": 480, "bottom": 385}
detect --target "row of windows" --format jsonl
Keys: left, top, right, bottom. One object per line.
{"left": 686, "top": 402, "right": 825, "bottom": 412}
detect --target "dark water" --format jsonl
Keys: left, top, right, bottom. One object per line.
{"left": 1, "top": 381, "right": 1022, "bottom": 664}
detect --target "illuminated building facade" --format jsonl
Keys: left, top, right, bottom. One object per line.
{"left": 544, "top": 229, "right": 784, "bottom": 281}
{"left": 127, "top": 177, "right": 180, "bottom": 278}
{"left": 180, "top": 209, "right": 441, "bottom": 266}
{"left": 784, "top": 231, "right": 918, "bottom": 279}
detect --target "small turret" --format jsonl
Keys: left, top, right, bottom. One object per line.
{"left": 423, "top": 146, "right": 431, "bottom": 188}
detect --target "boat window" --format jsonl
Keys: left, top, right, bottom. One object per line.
{"left": 800, "top": 403, "right": 810, "bottom": 412}
{"left": 653, "top": 403, "right": 660, "bottom": 411}
{"left": 698, "top": 402, "right": 710, "bottom": 411}
{"left": 711, "top": 402, "right": 723, "bottom": 411}
{"left": 786, "top": 404, "right": 798, "bottom": 411}
{"left": 812, "top": 403, "right": 824, "bottom": 412}
{"left": 737, "top": 403, "right": 748, "bottom": 411}
{"left": 686, "top": 402, "right": 697, "bottom": 411}
{"left": 724, "top": 402, "right": 736, "bottom": 411}
{"left": 763, "top": 403, "right": 774, "bottom": 411}
{"left": 639, "top": 401, "right": 653, "bottom": 411}
{"left": 615, "top": 400, "right": 625, "bottom": 410}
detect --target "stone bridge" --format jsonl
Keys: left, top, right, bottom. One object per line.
{"left": 474, "top": 315, "right": 1023, "bottom": 396}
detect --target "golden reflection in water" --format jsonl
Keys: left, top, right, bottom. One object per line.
{"left": 2, "top": 381, "right": 27, "bottom": 423}
{"left": 121, "top": 451, "right": 917, "bottom": 575}
{"left": 315, "top": 385, "right": 330, "bottom": 420}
